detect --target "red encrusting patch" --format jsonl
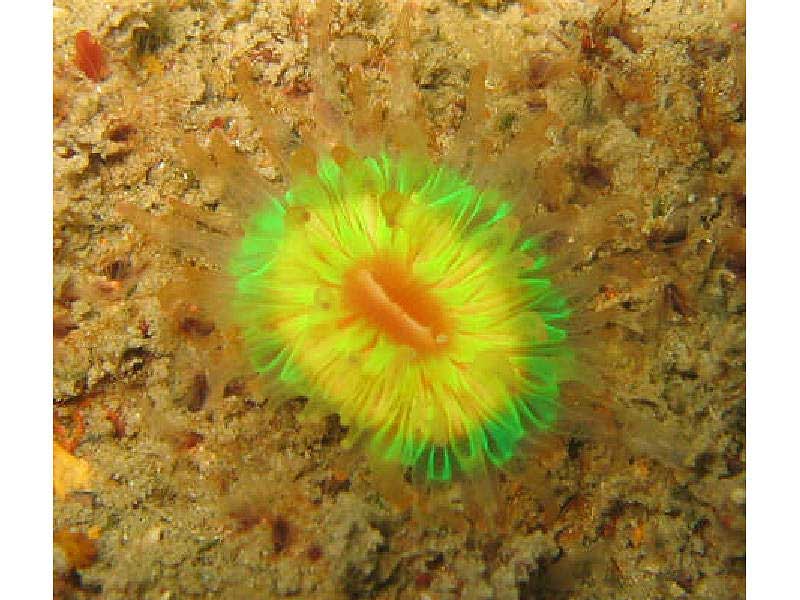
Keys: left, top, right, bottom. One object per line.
{"left": 342, "top": 255, "right": 451, "bottom": 355}
{"left": 75, "top": 30, "right": 110, "bottom": 82}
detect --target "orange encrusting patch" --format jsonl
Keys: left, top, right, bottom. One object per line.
{"left": 343, "top": 255, "right": 451, "bottom": 355}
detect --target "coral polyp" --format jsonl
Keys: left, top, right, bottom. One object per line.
{"left": 231, "top": 152, "right": 571, "bottom": 481}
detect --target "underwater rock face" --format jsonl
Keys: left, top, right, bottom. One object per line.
{"left": 53, "top": 0, "right": 745, "bottom": 598}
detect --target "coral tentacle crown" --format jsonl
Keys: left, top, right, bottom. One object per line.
{"left": 230, "top": 151, "right": 571, "bottom": 482}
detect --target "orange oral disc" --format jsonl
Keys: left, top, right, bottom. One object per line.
{"left": 343, "top": 255, "right": 451, "bottom": 355}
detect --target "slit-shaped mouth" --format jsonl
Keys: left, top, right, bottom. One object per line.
{"left": 343, "top": 255, "right": 452, "bottom": 355}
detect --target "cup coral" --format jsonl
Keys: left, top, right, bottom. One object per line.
{"left": 118, "top": 3, "right": 584, "bottom": 489}
{"left": 230, "top": 151, "right": 571, "bottom": 482}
